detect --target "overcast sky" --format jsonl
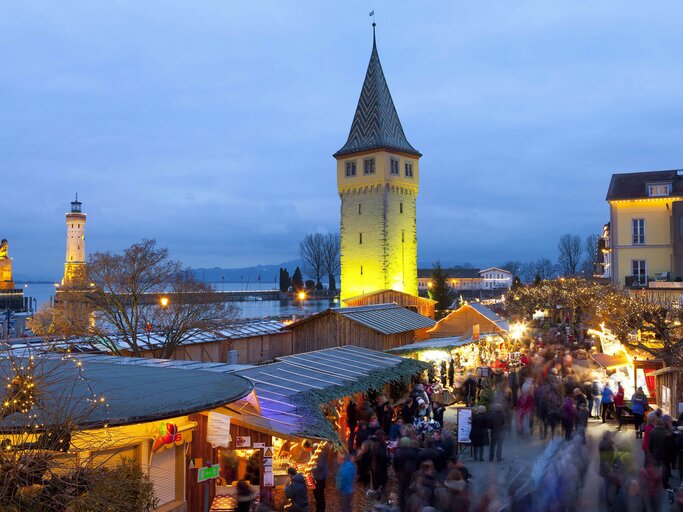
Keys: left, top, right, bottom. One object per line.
{"left": 3, "top": 1, "right": 683, "bottom": 279}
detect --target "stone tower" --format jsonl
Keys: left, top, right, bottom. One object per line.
{"left": 62, "top": 194, "right": 87, "bottom": 286}
{"left": 335, "top": 27, "right": 421, "bottom": 301}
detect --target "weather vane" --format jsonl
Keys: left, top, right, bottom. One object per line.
{"left": 369, "top": 9, "right": 375, "bottom": 27}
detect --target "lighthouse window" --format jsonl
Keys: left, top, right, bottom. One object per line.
{"left": 360, "top": 265, "right": 363, "bottom": 275}
{"left": 345, "top": 161, "right": 357, "bottom": 177}
{"left": 400, "top": 202, "right": 403, "bottom": 214}
{"left": 363, "top": 158, "right": 376, "bottom": 175}
{"left": 358, "top": 203, "right": 361, "bottom": 215}
{"left": 405, "top": 162, "right": 414, "bottom": 178}
{"left": 359, "top": 232, "right": 363, "bottom": 244}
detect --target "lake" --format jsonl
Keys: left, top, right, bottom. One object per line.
{"left": 17, "top": 282, "right": 334, "bottom": 320}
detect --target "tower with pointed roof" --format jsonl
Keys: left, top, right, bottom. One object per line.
{"left": 62, "top": 194, "right": 87, "bottom": 287}
{"left": 335, "top": 26, "right": 421, "bottom": 301}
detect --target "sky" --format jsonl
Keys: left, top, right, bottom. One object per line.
{"left": 3, "top": 1, "right": 683, "bottom": 279}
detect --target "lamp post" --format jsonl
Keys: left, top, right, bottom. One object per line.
{"left": 297, "top": 291, "right": 306, "bottom": 311}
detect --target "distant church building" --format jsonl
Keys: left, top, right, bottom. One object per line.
{"left": 62, "top": 195, "right": 87, "bottom": 286}
{"left": 335, "top": 27, "right": 421, "bottom": 301}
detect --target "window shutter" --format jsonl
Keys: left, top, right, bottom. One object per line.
{"left": 149, "top": 446, "right": 177, "bottom": 505}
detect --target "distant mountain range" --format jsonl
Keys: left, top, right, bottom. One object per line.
{"left": 191, "top": 259, "right": 303, "bottom": 283}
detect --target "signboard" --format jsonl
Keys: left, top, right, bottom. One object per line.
{"left": 197, "top": 464, "right": 220, "bottom": 483}
{"left": 263, "top": 457, "right": 273, "bottom": 467}
{"left": 253, "top": 442, "right": 265, "bottom": 449}
{"left": 472, "top": 324, "right": 480, "bottom": 341}
{"left": 206, "top": 412, "right": 231, "bottom": 448}
{"left": 263, "top": 446, "right": 274, "bottom": 457}
{"left": 263, "top": 466, "right": 274, "bottom": 487}
{"left": 456, "top": 407, "right": 472, "bottom": 444}
{"left": 235, "top": 436, "right": 251, "bottom": 448}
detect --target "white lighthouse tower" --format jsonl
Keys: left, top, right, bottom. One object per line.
{"left": 62, "top": 194, "right": 87, "bottom": 286}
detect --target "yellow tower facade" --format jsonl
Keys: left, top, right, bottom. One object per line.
{"left": 335, "top": 28, "right": 421, "bottom": 301}
{"left": 62, "top": 195, "right": 87, "bottom": 286}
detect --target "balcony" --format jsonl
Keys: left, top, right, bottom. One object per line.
{"left": 625, "top": 275, "right": 648, "bottom": 288}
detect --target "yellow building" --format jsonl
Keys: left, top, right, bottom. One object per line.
{"left": 335, "top": 26, "right": 421, "bottom": 301}
{"left": 606, "top": 170, "right": 683, "bottom": 287}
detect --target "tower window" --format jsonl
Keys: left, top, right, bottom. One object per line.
{"left": 402, "top": 229, "right": 405, "bottom": 242}
{"left": 400, "top": 202, "right": 403, "bottom": 214}
{"left": 359, "top": 232, "right": 363, "bottom": 244}
{"left": 390, "top": 158, "right": 400, "bottom": 175}
{"left": 363, "top": 158, "right": 376, "bottom": 175}
{"left": 405, "top": 162, "right": 414, "bottom": 178}
{"left": 360, "top": 265, "right": 363, "bottom": 275}
{"left": 358, "top": 203, "right": 361, "bottom": 215}
{"left": 345, "top": 161, "right": 357, "bottom": 177}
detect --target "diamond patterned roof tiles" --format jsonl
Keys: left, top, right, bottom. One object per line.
{"left": 334, "top": 35, "right": 420, "bottom": 158}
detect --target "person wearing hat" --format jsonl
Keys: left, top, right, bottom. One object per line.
{"left": 434, "top": 469, "right": 470, "bottom": 511}
{"left": 285, "top": 467, "right": 309, "bottom": 512}
{"left": 393, "top": 436, "right": 417, "bottom": 511}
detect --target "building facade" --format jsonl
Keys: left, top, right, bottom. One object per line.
{"left": 417, "top": 267, "right": 513, "bottom": 293}
{"left": 336, "top": 28, "right": 421, "bottom": 301}
{"left": 63, "top": 195, "right": 87, "bottom": 286}
{"left": 606, "top": 170, "right": 683, "bottom": 287}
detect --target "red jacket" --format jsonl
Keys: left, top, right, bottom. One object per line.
{"left": 614, "top": 387, "right": 625, "bottom": 407}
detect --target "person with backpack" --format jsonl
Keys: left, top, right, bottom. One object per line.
{"left": 631, "top": 387, "right": 648, "bottom": 439}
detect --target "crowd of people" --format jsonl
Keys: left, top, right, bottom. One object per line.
{"left": 274, "top": 333, "right": 680, "bottom": 512}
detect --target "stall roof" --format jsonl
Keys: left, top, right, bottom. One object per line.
{"left": 231, "top": 345, "right": 429, "bottom": 441}
{"left": 286, "top": 303, "right": 435, "bottom": 335}
{"left": 465, "top": 303, "right": 510, "bottom": 332}
{"left": 387, "top": 337, "right": 477, "bottom": 354}
{"left": 0, "top": 353, "right": 254, "bottom": 432}
{"left": 591, "top": 352, "right": 631, "bottom": 369}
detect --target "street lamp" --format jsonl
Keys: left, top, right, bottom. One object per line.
{"left": 160, "top": 296, "right": 169, "bottom": 307}
{"left": 297, "top": 291, "right": 306, "bottom": 301}
{"left": 510, "top": 322, "right": 527, "bottom": 341}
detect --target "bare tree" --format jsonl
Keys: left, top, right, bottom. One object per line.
{"left": 84, "top": 239, "right": 238, "bottom": 358}
{"left": 534, "top": 258, "right": 555, "bottom": 280}
{"left": 557, "top": 234, "right": 582, "bottom": 276}
{"left": 321, "top": 233, "right": 340, "bottom": 291}
{"left": 581, "top": 234, "right": 599, "bottom": 276}
{"left": 299, "top": 233, "right": 326, "bottom": 288}
{"left": 500, "top": 260, "right": 523, "bottom": 277}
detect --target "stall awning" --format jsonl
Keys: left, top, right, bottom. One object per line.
{"left": 387, "top": 337, "right": 475, "bottom": 354}
{"left": 591, "top": 352, "right": 631, "bottom": 370}
{"left": 232, "top": 345, "right": 429, "bottom": 442}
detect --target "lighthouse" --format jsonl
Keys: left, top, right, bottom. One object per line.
{"left": 62, "top": 194, "right": 87, "bottom": 287}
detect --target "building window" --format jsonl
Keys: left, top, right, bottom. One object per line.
{"left": 345, "top": 161, "right": 357, "bottom": 177}
{"left": 358, "top": 203, "right": 361, "bottom": 215}
{"left": 632, "top": 260, "right": 647, "bottom": 284}
{"left": 648, "top": 183, "right": 671, "bottom": 197}
{"left": 363, "top": 158, "right": 376, "bottom": 175}
{"left": 390, "top": 158, "right": 400, "bottom": 175}
{"left": 360, "top": 265, "right": 363, "bottom": 275}
{"left": 399, "top": 202, "right": 403, "bottom": 213}
{"left": 404, "top": 161, "right": 414, "bottom": 178}
{"left": 632, "top": 219, "right": 645, "bottom": 245}
{"left": 401, "top": 229, "right": 405, "bottom": 243}
{"left": 359, "top": 232, "right": 363, "bottom": 244}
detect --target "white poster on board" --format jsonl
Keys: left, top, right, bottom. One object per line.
{"left": 457, "top": 408, "right": 472, "bottom": 444}
{"left": 206, "top": 412, "right": 231, "bottom": 448}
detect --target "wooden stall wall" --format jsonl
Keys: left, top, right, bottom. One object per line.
{"left": 140, "top": 332, "right": 293, "bottom": 365}
{"left": 429, "top": 306, "right": 503, "bottom": 339}
{"left": 344, "top": 290, "right": 435, "bottom": 319}
{"left": 186, "top": 414, "right": 215, "bottom": 512}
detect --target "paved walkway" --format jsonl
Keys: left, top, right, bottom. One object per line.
{"left": 443, "top": 407, "right": 677, "bottom": 511}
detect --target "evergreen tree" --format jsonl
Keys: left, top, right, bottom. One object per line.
{"left": 533, "top": 274, "right": 542, "bottom": 286}
{"left": 291, "top": 266, "right": 304, "bottom": 292}
{"left": 428, "top": 261, "right": 457, "bottom": 320}
{"left": 279, "top": 267, "right": 291, "bottom": 292}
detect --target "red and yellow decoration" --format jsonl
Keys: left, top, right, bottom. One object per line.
{"left": 152, "top": 421, "right": 182, "bottom": 452}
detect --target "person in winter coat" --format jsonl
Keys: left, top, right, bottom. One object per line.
{"left": 601, "top": 383, "right": 615, "bottom": 423}
{"left": 285, "top": 468, "right": 309, "bottom": 512}
{"left": 649, "top": 418, "right": 675, "bottom": 489}
{"left": 376, "top": 396, "right": 393, "bottom": 434}
{"left": 469, "top": 406, "right": 489, "bottom": 462}
{"left": 590, "top": 380, "right": 602, "bottom": 419}
{"left": 370, "top": 431, "right": 389, "bottom": 497}
{"left": 336, "top": 453, "right": 356, "bottom": 512}
{"left": 488, "top": 404, "right": 505, "bottom": 462}
{"left": 346, "top": 399, "right": 358, "bottom": 450}
{"left": 401, "top": 398, "right": 415, "bottom": 425}
{"left": 393, "top": 437, "right": 418, "bottom": 511}
{"left": 560, "top": 397, "right": 577, "bottom": 441}
{"left": 614, "top": 382, "right": 626, "bottom": 430}
{"left": 631, "top": 387, "right": 648, "bottom": 438}
{"left": 432, "top": 401, "right": 446, "bottom": 428}
{"left": 311, "top": 445, "right": 328, "bottom": 512}
{"left": 462, "top": 374, "right": 477, "bottom": 406}
{"left": 236, "top": 480, "right": 258, "bottom": 512}
{"left": 434, "top": 469, "right": 470, "bottom": 512}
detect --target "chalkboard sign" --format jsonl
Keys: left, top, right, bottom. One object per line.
{"left": 456, "top": 407, "right": 472, "bottom": 444}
